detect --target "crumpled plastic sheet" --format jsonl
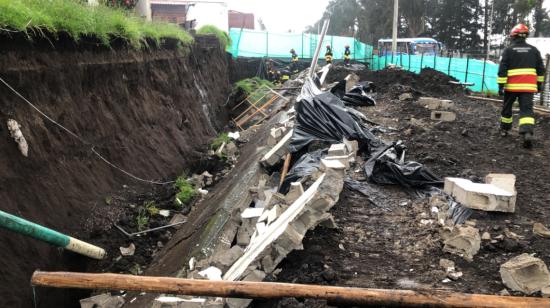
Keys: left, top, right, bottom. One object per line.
{"left": 331, "top": 81, "right": 376, "bottom": 107}
{"left": 288, "top": 91, "right": 381, "bottom": 153}
{"left": 279, "top": 149, "right": 326, "bottom": 194}
{"left": 364, "top": 141, "right": 443, "bottom": 189}
{"left": 448, "top": 200, "right": 474, "bottom": 225}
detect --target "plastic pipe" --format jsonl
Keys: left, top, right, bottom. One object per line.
{"left": 0, "top": 210, "right": 105, "bottom": 259}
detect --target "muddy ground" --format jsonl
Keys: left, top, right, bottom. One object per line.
{"left": 255, "top": 67, "right": 550, "bottom": 307}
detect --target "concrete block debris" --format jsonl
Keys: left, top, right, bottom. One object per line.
{"left": 418, "top": 97, "right": 454, "bottom": 110}
{"left": 399, "top": 93, "right": 414, "bottom": 101}
{"left": 534, "top": 223, "right": 550, "bottom": 238}
{"left": 500, "top": 253, "right": 550, "bottom": 294}
{"left": 444, "top": 177, "right": 516, "bottom": 212}
{"left": 7, "top": 119, "right": 29, "bottom": 157}
{"left": 443, "top": 226, "right": 480, "bottom": 261}
{"left": 267, "top": 127, "right": 286, "bottom": 146}
{"left": 485, "top": 173, "right": 516, "bottom": 194}
{"left": 328, "top": 143, "right": 347, "bottom": 156}
{"left": 260, "top": 130, "right": 293, "bottom": 167}
{"left": 198, "top": 266, "right": 223, "bottom": 281}
{"left": 80, "top": 293, "right": 124, "bottom": 308}
{"left": 431, "top": 110, "right": 456, "bottom": 122}
{"left": 241, "top": 208, "right": 263, "bottom": 219}
{"left": 285, "top": 182, "right": 304, "bottom": 204}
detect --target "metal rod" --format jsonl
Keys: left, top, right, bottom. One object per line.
{"left": 31, "top": 271, "right": 550, "bottom": 308}
{"left": 309, "top": 19, "right": 330, "bottom": 78}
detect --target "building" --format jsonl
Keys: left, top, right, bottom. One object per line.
{"left": 135, "top": 0, "right": 228, "bottom": 32}
{"left": 228, "top": 10, "right": 254, "bottom": 30}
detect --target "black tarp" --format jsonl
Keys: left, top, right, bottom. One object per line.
{"left": 279, "top": 149, "right": 326, "bottom": 194}
{"left": 331, "top": 81, "right": 376, "bottom": 107}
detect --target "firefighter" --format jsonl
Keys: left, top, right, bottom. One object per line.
{"left": 497, "top": 23, "right": 545, "bottom": 148}
{"left": 290, "top": 48, "right": 299, "bottom": 73}
{"left": 344, "top": 44, "right": 351, "bottom": 66}
{"left": 266, "top": 59, "right": 278, "bottom": 83}
{"left": 325, "top": 45, "right": 333, "bottom": 64}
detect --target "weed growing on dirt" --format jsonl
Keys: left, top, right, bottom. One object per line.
{"left": 0, "top": 0, "right": 193, "bottom": 48}
{"left": 136, "top": 207, "right": 149, "bottom": 231}
{"left": 196, "top": 25, "right": 231, "bottom": 49}
{"left": 210, "top": 132, "right": 231, "bottom": 151}
{"left": 174, "top": 175, "right": 196, "bottom": 208}
{"left": 144, "top": 201, "right": 159, "bottom": 216}
{"left": 234, "top": 77, "right": 274, "bottom": 95}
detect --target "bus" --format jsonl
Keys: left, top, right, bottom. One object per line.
{"left": 378, "top": 38, "right": 442, "bottom": 56}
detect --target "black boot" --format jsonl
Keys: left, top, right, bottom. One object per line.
{"left": 522, "top": 132, "right": 533, "bottom": 149}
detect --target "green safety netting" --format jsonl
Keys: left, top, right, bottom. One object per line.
{"left": 228, "top": 28, "right": 498, "bottom": 94}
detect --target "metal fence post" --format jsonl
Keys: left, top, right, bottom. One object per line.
{"left": 408, "top": 52, "right": 411, "bottom": 71}
{"left": 481, "top": 56, "right": 487, "bottom": 93}
{"left": 448, "top": 54, "right": 452, "bottom": 75}
{"left": 301, "top": 32, "right": 304, "bottom": 58}
{"left": 420, "top": 52, "right": 424, "bottom": 70}
{"left": 266, "top": 31, "right": 269, "bottom": 57}
{"left": 434, "top": 54, "right": 437, "bottom": 69}
{"left": 465, "top": 55, "right": 470, "bottom": 83}
{"left": 400, "top": 52, "right": 403, "bottom": 67}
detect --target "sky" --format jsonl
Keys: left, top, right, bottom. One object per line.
{"left": 227, "top": 0, "right": 330, "bottom": 33}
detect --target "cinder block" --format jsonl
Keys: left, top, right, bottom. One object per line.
{"left": 444, "top": 177, "right": 516, "bottom": 212}
{"left": 267, "top": 127, "right": 285, "bottom": 146}
{"left": 260, "top": 130, "right": 293, "bottom": 167}
{"left": 443, "top": 226, "right": 480, "bottom": 261}
{"left": 343, "top": 138, "right": 358, "bottom": 155}
{"left": 431, "top": 110, "right": 456, "bottom": 122}
{"left": 328, "top": 143, "right": 347, "bottom": 156}
{"left": 418, "top": 97, "right": 454, "bottom": 110}
{"left": 285, "top": 182, "right": 304, "bottom": 204}
{"left": 324, "top": 155, "right": 350, "bottom": 169}
{"left": 500, "top": 253, "right": 550, "bottom": 294}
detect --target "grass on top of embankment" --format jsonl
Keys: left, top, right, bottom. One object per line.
{"left": 0, "top": 0, "right": 193, "bottom": 48}
{"left": 196, "top": 24, "right": 231, "bottom": 50}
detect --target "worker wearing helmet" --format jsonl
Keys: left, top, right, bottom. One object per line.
{"left": 325, "top": 45, "right": 333, "bottom": 64}
{"left": 290, "top": 49, "right": 299, "bottom": 73}
{"left": 344, "top": 44, "right": 351, "bottom": 66}
{"left": 497, "top": 23, "right": 545, "bottom": 148}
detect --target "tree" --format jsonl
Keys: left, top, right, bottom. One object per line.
{"left": 400, "top": 0, "right": 427, "bottom": 37}
{"left": 306, "top": 0, "right": 361, "bottom": 37}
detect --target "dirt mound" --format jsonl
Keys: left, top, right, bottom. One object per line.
{"left": 0, "top": 34, "right": 230, "bottom": 307}
{"left": 328, "top": 66, "right": 466, "bottom": 98}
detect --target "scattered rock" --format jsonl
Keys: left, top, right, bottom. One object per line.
{"left": 399, "top": 92, "right": 414, "bottom": 101}
{"left": 120, "top": 243, "right": 135, "bottom": 256}
{"left": 481, "top": 232, "right": 491, "bottom": 241}
{"left": 500, "top": 253, "right": 550, "bottom": 294}
{"left": 7, "top": 119, "right": 29, "bottom": 157}
{"left": 169, "top": 214, "right": 186, "bottom": 226}
{"left": 499, "top": 289, "right": 510, "bottom": 296}
{"left": 542, "top": 286, "right": 550, "bottom": 298}
{"left": 448, "top": 271, "right": 463, "bottom": 281}
{"left": 80, "top": 293, "right": 124, "bottom": 308}
{"left": 158, "top": 210, "right": 170, "bottom": 217}
{"left": 439, "top": 258, "right": 455, "bottom": 271}
{"left": 534, "top": 223, "right": 550, "bottom": 238}
{"left": 443, "top": 226, "right": 481, "bottom": 261}
{"left": 321, "top": 267, "right": 337, "bottom": 282}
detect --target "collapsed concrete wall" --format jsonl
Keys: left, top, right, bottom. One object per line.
{"left": 0, "top": 34, "right": 230, "bottom": 307}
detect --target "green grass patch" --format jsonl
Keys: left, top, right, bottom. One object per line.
{"left": 196, "top": 24, "right": 231, "bottom": 49}
{"left": 210, "top": 132, "right": 231, "bottom": 151}
{"left": 234, "top": 77, "right": 274, "bottom": 96}
{"left": 0, "top": 0, "right": 193, "bottom": 48}
{"left": 174, "top": 175, "right": 196, "bottom": 207}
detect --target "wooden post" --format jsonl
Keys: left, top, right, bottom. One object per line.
{"left": 31, "top": 271, "right": 550, "bottom": 308}
{"left": 279, "top": 154, "right": 292, "bottom": 187}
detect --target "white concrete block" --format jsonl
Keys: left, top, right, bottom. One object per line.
{"left": 431, "top": 110, "right": 456, "bottom": 121}
{"left": 485, "top": 173, "right": 516, "bottom": 194}
{"left": 320, "top": 159, "right": 346, "bottom": 171}
{"left": 444, "top": 177, "right": 516, "bottom": 212}
{"left": 328, "top": 143, "right": 347, "bottom": 156}
{"left": 241, "top": 208, "right": 264, "bottom": 219}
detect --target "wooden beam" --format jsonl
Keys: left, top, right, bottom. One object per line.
{"left": 31, "top": 271, "right": 550, "bottom": 308}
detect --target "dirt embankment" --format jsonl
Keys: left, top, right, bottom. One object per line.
{"left": 0, "top": 33, "right": 230, "bottom": 307}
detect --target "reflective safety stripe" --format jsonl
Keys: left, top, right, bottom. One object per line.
{"left": 497, "top": 77, "right": 508, "bottom": 84}
{"left": 519, "top": 117, "right": 535, "bottom": 126}
{"left": 505, "top": 83, "right": 538, "bottom": 90}
{"left": 500, "top": 116, "right": 513, "bottom": 124}
{"left": 344, "top": 55, "right": 351, "bottom": 60}
{"left": 538, "top": 76, "right": 545, "bottom": 82}
{"left": 281, "top": 75, "right": 290, "bottom": 80}
{"left": 507, "top": 68, "right": 537, "bottom": 76}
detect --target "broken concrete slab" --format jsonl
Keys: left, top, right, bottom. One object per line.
{"left": 328, "top": 143, "right": 347, "bottom": 156}
{"left": 236, "top": 217, "right": 257, "bottom": 246}
{"left": 260, "top": 129, "right": 293, "bottom": 167}
{"left": 267, "top": 204, "right": 282, "bottom": 225}
{"left": 431, "top": 110, "right": 456, "bottom": 122}
{"left": 211, "top": 245, "right": 244, "bottom": 271}
{"left": 198, "top": 266, "right": 223, "bottom": 281}
{"left": 80, "top": 293, "right": 124, "bottom": 308}
{"left": 226, "top": 270, "right": 267, "bottom": 308}
{"left": 344, "top": 73, "right": 360, "bottom": 93}
{"left": 323, "top": 154, "right": 351, "bottom": 169}
{"left": 285, "top": 182, "right": 304, "bottom": 204}
{"left": 267, "top": 127, "right": 286, "bottom": 146}
{"left": 542, "top": 286, "right": 550, "bottom": 298}
{"left": 443, "top": 226, "right": 481, "bottom": 261}
{"left": 241, "top": 208, "right": 264, "bottom": 219}
{"left": 500, "top": 253, "right": 550, "bottom": 294}
{"left": 343, "top": 138, "right": 358, "bottom": 156}
{"left": 119, "top": 243, "right": 135, "bottom": 256}
{"left": 399, "top": 93, "right": 414, "bottom": 101}
{"left": 485, "top": 173, "right": 516, "bottom": 194}
{"left": 444, "top": 177, "right": 516, "bottom": 213}
{"left": 534, "top": 223, "right": 550, "bottom": 238}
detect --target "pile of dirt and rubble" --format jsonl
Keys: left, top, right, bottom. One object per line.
{"left": 259, "top": 67, "right": 550, "bottom": 307}
{"left": 0, "top": 32, "right": 231, "bottom": 307}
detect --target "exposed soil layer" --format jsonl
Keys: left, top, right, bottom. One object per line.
{"left": 259, "top": 68, "right": 550, "bottom": 307}
{"left": 0, "top": 34, "right": 230, "bottom": 307}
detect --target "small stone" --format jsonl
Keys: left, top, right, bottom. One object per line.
{"left": 442, "top": 278, "right": 451, "bottom": 283}
{"left": 448, "top": 271, "right": 463, "bottom": 280}
{"left": 338, "top": 244, "right": 345, "bottom": 251}
{"left": 481, "top": 232, "right": 491, "bottom": 241}
{"left": 439, "top": 258, "right": 455, "bottom": 271}
{"left": 120, "top": 243, "right": 135, "bottom": 256}
{"left": 534, "top": 223, "right": 550, "bottom": 238}
{"left": 499, "top": 289, "right": 510, "bottom": 296}
{"left": 541, "top": 286, "right": 550, "bottom": 298}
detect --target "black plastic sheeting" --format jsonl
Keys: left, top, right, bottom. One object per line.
{"left": 279, "top": 149, "right": 326, "bottom": 194}
{"left": 364, "top": 141, "right": 443, "bottom": 189}
{"left": 288, "top": 92, "right": 382, "bottom": 153}
{"left": 331, "top": 81, "right": 376, "bottom": 107}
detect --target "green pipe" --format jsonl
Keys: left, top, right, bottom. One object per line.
{"left": 0, "top": 210, "right": 105, "bottom": 259}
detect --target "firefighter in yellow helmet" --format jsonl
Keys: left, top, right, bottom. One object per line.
{"left": 325, "top": 45, "right": 333, "bottom": 64}
{"left": 497, "top": 23, "right": 545, "bottom": 148}
{"left": 344, "top": 44, "right": 351, "bottom": 66}
{"left": 290, "top": 48, "right": 299, "bottom": 73}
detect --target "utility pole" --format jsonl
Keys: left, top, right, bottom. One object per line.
{"left": 391, "top": 0, "right": 399, "bottom": 56}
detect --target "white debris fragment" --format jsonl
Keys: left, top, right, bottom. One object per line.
{"left": 198, "top": 188, "right": 209, "bottom": 195}
{"left": 158, "top": 210, "right": 170, "bottom": 217}
{"left": 189, "top": 257, "right": 196, "bottom": 271}
{"left": 241, "top": 208, "right": 264, "bottom": 219}
{"left": 198, "top": 266, "right": 223, "bottom": 281}
{"left": 228, "top": 131, "right": 240, "bottom": 140}
{"left": 7, "top": 119, "right": 29, "bottom": 157}
{"left": 120, "top": 243, "right": 135, "bottom": 256}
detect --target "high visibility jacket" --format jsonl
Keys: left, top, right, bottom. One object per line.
{"left": 498, "top": 40, "right": 545, "bottom": 93}
{"left": 325, "top": 50, "right": 333, "bottom": 63}
{"left": 291, "top": 54, "right": 298, "bottom": 62}
{"left": 344, "top": 49, "right": 351, "bottom": 60}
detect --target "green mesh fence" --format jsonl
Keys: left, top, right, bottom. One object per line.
{"left": 229, "top": 28, "right": 498, "bottom": 94}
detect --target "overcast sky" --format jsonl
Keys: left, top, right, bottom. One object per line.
{"left": 227, "top": 0, "right": 330, "bottom": 33}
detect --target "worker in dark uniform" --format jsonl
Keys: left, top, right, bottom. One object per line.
{"left": 344, "top": 44, "right": 351, "bottom": 66}
{"left": 497, "top": 23, "right": 545, "bottom": 148}
{"left": 325, "top": 45, "right": 333, "bottom": 64}
{"left": 290, "top": 49, "right": 299, "bottom": 73}
{"left": 266, "top": 59, "right": 278, "bottom": 83}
